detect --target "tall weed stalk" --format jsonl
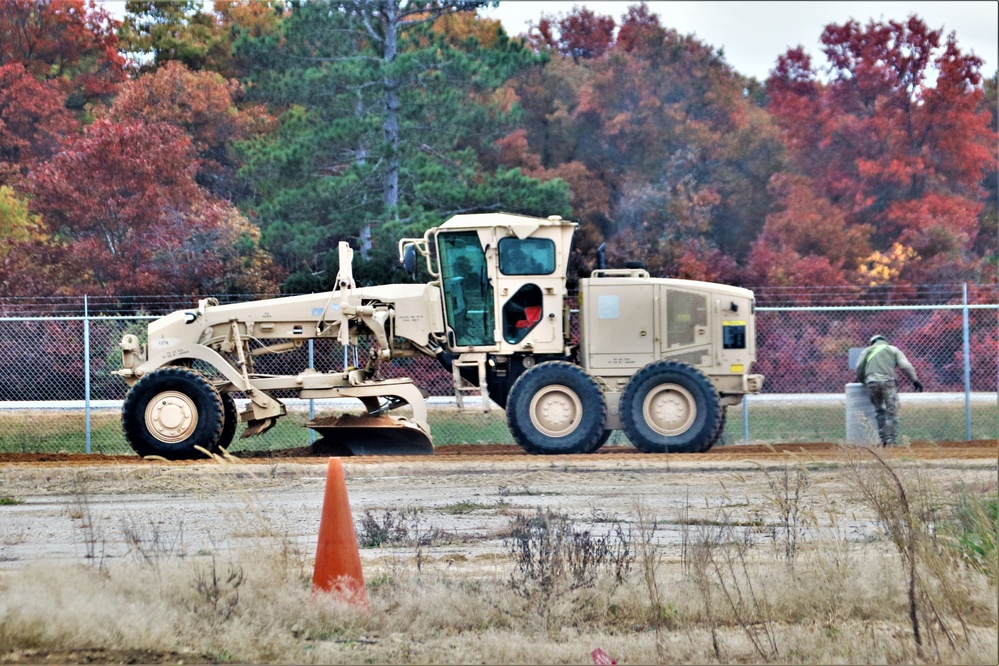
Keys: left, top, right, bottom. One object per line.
{"left": 634, "top": 500, "right": 669, "bottom": 662}
{"left": 757, "top": 455, "right": 815, "bottom": 571}
{"left": 689, "top": 512, "right": 779, "bottom": 661}
{"left": 846, "top": 446, "right": 976, "bottom": 660}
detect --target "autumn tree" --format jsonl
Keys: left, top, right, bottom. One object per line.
{"left": 527, "top": 5, "right": 616, "bottom": 62}
{"left": 974, "top": 71, "right": 997, "bottom": 278}
{"left": 15, "top": 119, "right": 278, "bottom": 296}
{"left": 0, "top": 0, "right": 126, "bottom": 106}
{"left": 105, "top": 60, "right": 273, "bottom": 200}
{"left": 767, "top": 16, "right": 995, "bottom": 287}
{"left": 509, "top": 2, "right": 784, "bottom": 278}
{"left": 0, "top": 63, "right": 78, "bottom": 184}
{"left": 744, "top": 174, "right": 867, "bottom": 288}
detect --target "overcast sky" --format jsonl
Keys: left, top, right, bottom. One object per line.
{"left": 96, "top": 1, "right": 997, "bottom": 82}
{"left": 481, "top": 1, "right": 998, "bottom": 81}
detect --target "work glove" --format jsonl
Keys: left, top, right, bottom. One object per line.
{"left": 913, "top": 380, "right": 924, "bottom": 392}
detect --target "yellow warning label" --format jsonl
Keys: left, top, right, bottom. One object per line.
{"left": 730, "top": 364, "right": 745, "bottom": 373}
{"left": 723, "top": 320, "right": 746, "bottom": 326}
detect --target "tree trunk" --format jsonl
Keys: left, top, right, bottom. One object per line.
{"left": 382, "top": 0, "right": 400, "bottom": 218}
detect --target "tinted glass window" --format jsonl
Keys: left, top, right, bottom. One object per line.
{"left": 498, "top": 238, "right": 555, "bottom": 275}
{"left": 437, "top": 232, "right": 494, "bottom": 347}
{"left": 666, "top": 290, "right": 707, "bottom": 347}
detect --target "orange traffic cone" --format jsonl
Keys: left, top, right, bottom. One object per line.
{"left": 312, "top": 457, "right": 367, "bottom": 605}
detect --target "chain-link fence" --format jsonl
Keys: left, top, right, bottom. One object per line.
{"left": 0, "top": 290, "right": 995, "bottom": 454}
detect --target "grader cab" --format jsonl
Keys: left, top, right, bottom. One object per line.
{"left": 116, "top": 213, "right": 763, "bottom": 458}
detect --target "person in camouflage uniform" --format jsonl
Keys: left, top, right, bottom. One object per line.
{"left": 855, "top": 335, "right": 924, "bottom": 446}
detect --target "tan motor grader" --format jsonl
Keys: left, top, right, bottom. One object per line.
{"left": 116, "top": 212, "right": 763, "bottom": 458}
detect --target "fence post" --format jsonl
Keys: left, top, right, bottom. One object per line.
{"left": 309, "top": 339, "right": 316, "bottom": 444}
{"left": 84, "top": 295, "right": 92, "bottom": 454}
{"left": 962, "top": 283, "right": 972, "bottom": 441}
{"left": 742, "top": 394, "right": 750, "bottom": 443}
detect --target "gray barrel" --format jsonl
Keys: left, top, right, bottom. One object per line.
{"left": 845, "top": 382, "right": 879, "bottom": 445}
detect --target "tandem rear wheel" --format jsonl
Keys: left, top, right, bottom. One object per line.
{"left": 122, "top": 367, "right": 226, "bottom": 460}
{"left": 620, "top": 360, "right": 722, "bottom": 454}
{"left": 506, "top": 361, "right": 607, "bottom": 455}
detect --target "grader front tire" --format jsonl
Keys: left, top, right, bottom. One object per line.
{"left": 217, "top": 392, "right": 238, "bottom": 452}
{"left": 122, "top": 367, "right": 225, "bottom": 460}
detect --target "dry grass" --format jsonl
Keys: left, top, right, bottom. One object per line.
{"left": 1, "top": 542, "right": 995, "bottom": 664}
{"left": 0, "top": 451, "right": 996, "bottom": 664}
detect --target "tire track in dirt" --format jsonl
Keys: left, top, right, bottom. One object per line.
{"left": 1, "top": 440, "right": 994, "bottom": 467}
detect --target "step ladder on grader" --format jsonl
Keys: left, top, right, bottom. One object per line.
{"left": 452, "top": 352, "right": 491, "bottom": 413}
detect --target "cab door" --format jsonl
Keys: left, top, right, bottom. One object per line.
{"left": 496, "top": 237, "right": 559, "bottom": 349}
{"left": 437, "top": 231, "right": 495, "bottom": 348}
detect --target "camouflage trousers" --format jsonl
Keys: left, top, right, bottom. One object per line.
{"left": 866, "top": 380, "right": 900, "bottom": 446}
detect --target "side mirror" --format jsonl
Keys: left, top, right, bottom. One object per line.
{"left": 402, "top": 243, "right": 417, "bottom": 277}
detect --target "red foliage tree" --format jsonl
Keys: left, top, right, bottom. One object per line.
{"left": 767, "top": 16, "right": 995, "bottom": 286}
{"left": 0, "top": 63, "right": 77, "bottom": 184}
{"left": 0, "top": 0, "right": 126, "bottom": 105}
{"left": 528, "top": 5, "right": 615, "bottom": 62}
{"left": 105, "top": 60, "right": 274, "bottom": 200}
{"left": 16, "top": 118, "right": 278, "bottom": 296}
{"left": 744, "top": 173, "right": 870, "bottom": 288}
{"left": 511, "top": 3, "right": 784, "bottom": 278}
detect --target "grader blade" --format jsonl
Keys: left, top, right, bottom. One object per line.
{"left": 307, "top": 414, "right": 434, "bottom": 456}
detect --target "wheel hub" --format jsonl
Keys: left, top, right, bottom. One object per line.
{"left": 529, "top": 384, "right": 582, "bottom": 437}
{"left": 643, "top": 383, "right": 696, "bottom": 436}
{"left": 144, "top": 391, "right": 198, "bottom": 443}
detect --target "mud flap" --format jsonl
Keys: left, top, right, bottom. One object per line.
{"left": 307, "top": 414, "right": 434, "bottom": 456}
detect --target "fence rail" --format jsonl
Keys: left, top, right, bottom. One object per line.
{"left": 0, "top": 291, "right": 995, "bottom": 454}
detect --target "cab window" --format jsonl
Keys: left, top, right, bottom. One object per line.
{"left": 502, "top": 284, "right": 543, "bottom": 344}
{"left": 498, "top": 238, "right": 555, "bottom": 275}
{"left": 437, "top": 232, "right": 494, "bottom": 347}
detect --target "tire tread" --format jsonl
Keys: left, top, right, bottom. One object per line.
{"left": 507, "top": 361, "right": 606, "bottom": 455}
{"left": 122, "top": 367, "right": 225, "bottom": 460}
{"left": 620, "top": 360, "right": 721, "bottom": 454}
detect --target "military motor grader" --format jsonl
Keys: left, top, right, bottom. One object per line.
{"left": 116, "top": 212, "right": 763, "bottom": 458}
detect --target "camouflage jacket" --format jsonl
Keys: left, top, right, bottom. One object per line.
{"left": 855, "top": 342, "right": 919, "bottom": 385}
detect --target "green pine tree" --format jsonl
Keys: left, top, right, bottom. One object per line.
{"left": 235, "top": 0, "right": 570, "bottom": 288}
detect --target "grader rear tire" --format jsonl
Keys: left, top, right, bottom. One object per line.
{"left": 507, "top": 362, "right": 606, "bottom": 455}
{"left": 122, "top": 367, "right": 225, "bottom": 460}
{"left": 585, "top": 430, "right": 613, "bottom": 453}
{"left": 620, "top": 361, "right": 721, "bottom": 454}
{"left": 702, "top": 406, "right": 727, "bottom": 452}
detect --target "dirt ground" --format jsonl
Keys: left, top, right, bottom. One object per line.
{"left": 0, "top": 439, "right": 996, "bottom": 664}
{"left": 0, "top": 438, "right": 995, "bottom": 466}
{"left": 1, "top": 440, "right": 994, "bottom": 568}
